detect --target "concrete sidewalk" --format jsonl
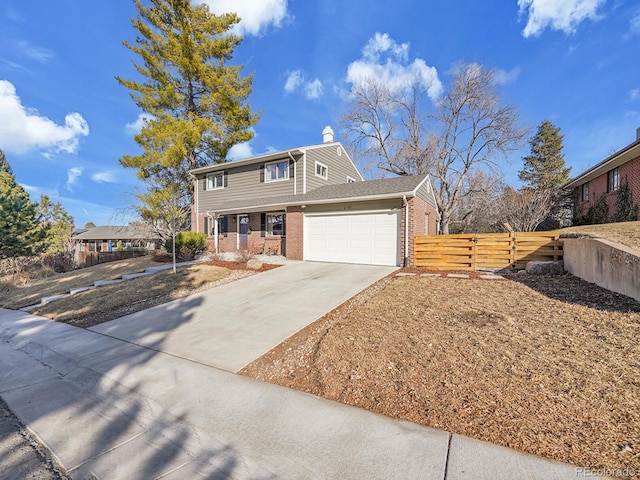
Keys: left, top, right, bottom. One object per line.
{"left": 89, "top": 261, "right": 397, "bottom": 372}
{"left": 0, "top": 308, "right": 586, "bottom": 479}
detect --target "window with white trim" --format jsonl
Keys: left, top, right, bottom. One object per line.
{"left": 315, "top": 161, "right": 328, "bottom": 179}
{"left": 581, "top": 182, "right": 589, "bottom": 202}
{"left": 607, "top": 167, "right": 620, "bottom": 192}
{"left": 265, "top": 160, "right": 289, "bottom": 182}
{"left": 347, "top": 176, "right": 356, "bottom": 183}
{"left": 206, "top": 172, "right": 224, "bottom": 190}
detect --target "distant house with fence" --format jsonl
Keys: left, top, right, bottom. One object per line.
{"left": 73, "top": 225, "right": 161, "bottom": 267}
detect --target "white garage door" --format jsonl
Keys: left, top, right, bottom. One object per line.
{"left": 304, "top": 211, "right": 400, "bottom": 266}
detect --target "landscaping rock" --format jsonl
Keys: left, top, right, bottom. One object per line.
{"left": 246, "top": 258, "right": 263, "bottom": 270}
{"left": 525, "top": 261, "right": 564, "bottom": 275}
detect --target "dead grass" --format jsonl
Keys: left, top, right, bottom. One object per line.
{"left": 32, "top": 264, "right": 244, "bottom": 328}
{"left": 0, "top": 256, "right": 163, "bottom": 310}
{"left": 561, "top": 221, "right": 640, "bottom": 251}
{"left": 241, "top": 272, "right": 640, "bottom": 477}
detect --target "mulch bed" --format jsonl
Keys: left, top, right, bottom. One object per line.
{"left": 240, "top": 269, "right": 640, "bottom": 477}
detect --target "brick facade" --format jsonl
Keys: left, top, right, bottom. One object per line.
{"left": 284, "top": 207, "right": 304, "bottom": 260}
{"left": 400, "top": 196, "right": 439, "bottom": 266}
{"left": 574, "top": 155, "right": 640, "bottom": 221}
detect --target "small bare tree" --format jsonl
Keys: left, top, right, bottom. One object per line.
{"left": 497, "top": 187, "right": 553, "bottom": 232}
{"left": 341, "top": 63, "right": 526, "bottom": 234}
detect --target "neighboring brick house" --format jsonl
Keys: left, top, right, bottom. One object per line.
{"left": 566, "top": 129, "right": 640, "bottom": 222}
{"left": 190, "top": 127, "right": 439, "bottom": 267}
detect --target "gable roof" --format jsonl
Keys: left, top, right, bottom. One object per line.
{"left": 565, "top": 136, "right": 640, "bottom": 189}
{"left": 190, "top": 141, "right": 347, "bottom": 176}
{"left": 204, "top": 174, "right": 435, "bottom": 215}
{"left": 73, "top": 225, "right": 158, "bottom": 240}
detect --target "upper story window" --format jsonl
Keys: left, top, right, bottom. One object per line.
{"left": 315, "top": 161, "right": 328, "bottom": 179}
{"left": 607, "top": 167, "right": 620, "bottom": 192}
{"left": 581, "top": 182, "right": 589, "bottom": 202}
{"left": 347, "top": 176, "right": 356, "bottom": 183}
{"left": 206, "top": 172, "right": 224, "bottom": 190}
{"left": 265, "top": 160, "right": 289, "bottom": 182}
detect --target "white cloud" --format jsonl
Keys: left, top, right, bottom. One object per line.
{"left": 14, "top": 40, "right": 54, "bottom": 63}
{"left": 346, "top": 33, "right": 442, "bottom": 101}
{"left": 284, "top": 70, "right": 303, "bottom": 93}
{"left": 628, "top": 11, "right": 640, "bottom": 37}
{"left": 197, "top": 0, "right": 288, "bottom": 36}
{"left": 0, "top": 80, "right": 89, "bottom": 155}
{"left": 304, "top": 79, "right": 324, "bottom": 100}
{"left": 284, "top": 70, "right": 323, "bottom": 100}
{"left": 66, "top": 167, "right": 82, "bottom": 192}
{"left": 494, "top": 67, "right": 522, "bottom": 85}
{"left": 629, "top": 89, "right": 640, "bottom": 102}
{"left": 125, "top": 113, "right": 152, "bottom": 135}
{"left": 518, "top": 0, "right": 606, "bottom": 37}
{"left": 92, "top": 171, "right": 118, "bottom": 183}
{"left": 227, "top": 141, "right": 255, "bottom": 160}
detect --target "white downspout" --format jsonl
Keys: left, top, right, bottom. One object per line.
{"left": 403, "top": 195, "right": 409, "bottom": 267}
{"left": 301, "top": 149, "right": 307, "bottom": 194}
{"left": 289, "top": 151, "right": 297, "bottom": 195}
{"left": 189, "top": 172, "right": 199, "bottom": 233}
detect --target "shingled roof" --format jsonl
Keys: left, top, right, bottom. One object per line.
{"left": 73, "top": 225, "right": 159, "bottom": 240}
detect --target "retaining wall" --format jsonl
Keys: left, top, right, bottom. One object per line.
{"left": 563, "top": 237, "right": 640, "bottom": 302}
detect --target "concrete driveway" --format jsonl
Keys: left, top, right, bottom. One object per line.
{"left": 89, "top": 261, "right": 397, "bottom": 372}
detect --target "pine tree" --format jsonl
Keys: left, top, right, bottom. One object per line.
{"left": 0, "top": 152, "right": 47, "bottom": 262}
{"left": 519, "top": 120, "right": 571, "bottom": 191}
{"left": 0, "top": 149, "right": 12, "bottom": 175}
{"left": 117, "top": 0, "right": 259, "bottom": 206}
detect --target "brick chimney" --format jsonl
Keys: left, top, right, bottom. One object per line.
{"left": 322, "top": 126, "right": 334, "bottom": 143}
{"left": 637, "top": 127, "right": 640, "bottom": 141}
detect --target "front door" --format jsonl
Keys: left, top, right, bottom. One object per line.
{"left": 238, "top": 215, "right": 249, "bottom": 250}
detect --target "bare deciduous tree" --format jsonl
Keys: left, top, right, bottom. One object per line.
{"left": 497, "top": 187, "right": 553, "bottom": 232}
{"left": 341, "top": 63, "right": 527, "bottom": 234}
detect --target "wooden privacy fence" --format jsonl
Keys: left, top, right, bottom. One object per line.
{"left": 414, "top": 231, "right": 563, "bottom": 271}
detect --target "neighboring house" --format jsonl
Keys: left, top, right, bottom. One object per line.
{"left": 566, "top": 128, "right": 640, "bottom": 222}
{"left": 73, "top": 225, "right": 160, "bottom": 256}
{"left": 190, "top": 126, "right": 440, "bottom": 267}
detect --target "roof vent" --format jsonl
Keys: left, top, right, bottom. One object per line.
{"left": 322, "top": 126, "right": 334, "bottom": 143}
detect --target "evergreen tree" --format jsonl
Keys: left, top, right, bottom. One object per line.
{"left": 0, "top": 155, "right": 47, "bottom": 262}
{"left": 613, "top": 182, "right": 639, "bottom": 222}
{"left": 117, "top": 0, "right": 259, "bottom": 206}
{"left": 519, "top": 120, "right": 572, "bottom": 228}
{"left": 0, "top": 149, "right": 12, "bottom": 175}
{"left": 519, "top": 120, "right": 571, "bottom": 191}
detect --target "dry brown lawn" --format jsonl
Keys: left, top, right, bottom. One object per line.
{"left": 29, "top": 263, "right": 269, "bottom": 328}
{"left": 241, "top": 272, "right": 640, "bottom": 477}
{"left": 0, "top": 256, "right": 163, "bottom": 310}
{"left": 561, "top": 221, "right": 640, "bottom": 251}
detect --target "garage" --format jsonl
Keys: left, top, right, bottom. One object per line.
{"left": 304, "top": 211, "right": 401, "bottom": 266}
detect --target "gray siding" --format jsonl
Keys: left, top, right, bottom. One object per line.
{"left": 304, "top": 198, "right": 401, "bottom": 214}
{"left": 198, "top": 158, "right": 297, "bottom": 213}
{"left": 304, "top": 144, "right": 362, "bottom": 192}
{"left": 415, "top": 177, "right": 437, "bottom": 209}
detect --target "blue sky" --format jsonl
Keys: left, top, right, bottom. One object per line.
{"left": 1, "top": 0, "right": 639, "bottom": 226}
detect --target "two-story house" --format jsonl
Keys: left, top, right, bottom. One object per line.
{"left": 190, "top": 127, "right": 439, "bottom": 267}
{"left": 566, "top": 128, "right": 640, "bottom": 222}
